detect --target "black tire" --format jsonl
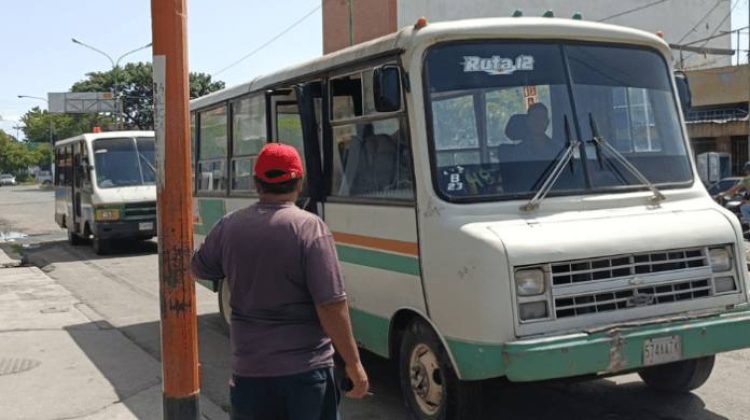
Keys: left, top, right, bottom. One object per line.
{"left": 399, "top": 319, "right": 482, "bottom": 420}
{"left": 638, "top": 355, "right": 715, "bottom": 393}
{"left": 218, "top": 277, "right": 231, "bottom": 333}
{"left": 92, "top": 237, "right": 112, "bottom": 255}
{"left": 67, "top": 229, "right": 83, "bottom": 246}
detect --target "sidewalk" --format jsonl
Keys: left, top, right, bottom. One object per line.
{"left": 0, "top": 249, "right": 226, "bottom": 420}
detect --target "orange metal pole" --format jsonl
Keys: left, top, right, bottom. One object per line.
{"left": 150, "top": 0, "right": 200, "bottom": 418}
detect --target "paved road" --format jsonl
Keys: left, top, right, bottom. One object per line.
{"left": 2, "top": 184, "right": 750, "bottom": 419}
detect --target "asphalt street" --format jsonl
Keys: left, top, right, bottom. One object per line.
{"left": 2, "top": 184, "right": 750, "bottom": 419}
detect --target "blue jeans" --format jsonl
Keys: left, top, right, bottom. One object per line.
{"left": 230, "top": 367, "right": 340, "bottom": 420}
{"left": 741, "top": 204, "right": 750, "bottom": 225}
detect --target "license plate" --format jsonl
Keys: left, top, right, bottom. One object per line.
{"left": 138, "top": 222, "right": 154, "bottom": 231}
{"left": 643, "top": 335, "right": 682, "bottom": 366}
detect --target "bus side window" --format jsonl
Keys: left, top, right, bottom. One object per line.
{"left": 196, "top": 104, "right": 228, "bottom": 193}
{"left": 332, "top": 118, "right": 413, "bottom": 200}
{"left": 230, "top": 95, "right": 266, "bottom": 194}
{"left": 330, "top": 66, "right": 413, "bottom": 201}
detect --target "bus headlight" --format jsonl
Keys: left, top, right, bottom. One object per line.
{"left": 95, "top": 208, "right": 120, "bottom": 222}
{"left": 515, "top": 269, "right": 545, "bottom": 296}
{"left": 519, "top": 301, "right": 548, "bottom": 321}
{"left": 709, "top": 248, "right": 732, "bottom": 272}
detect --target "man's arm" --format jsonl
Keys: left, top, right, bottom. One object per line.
{"left": 316, "top": 300, "right": 369, "bottom": 398}
{"left": 191, "top": 219, "right": 226, "bottom": 281}
{"left": 305, "top": 232, "right": 369, "bottom": 399}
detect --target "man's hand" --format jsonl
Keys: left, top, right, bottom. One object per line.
{"left": 344, "top": 361, "right": 369, "bottom": 399}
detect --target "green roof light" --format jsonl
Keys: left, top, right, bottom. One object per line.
{"left": 572, "top": 12, "right": 583, "bottom": 20}
{"left": 543, "top": 10, "right": 554, "bottom": 18}
{"left": 512, "top": 10, "right": 523, "bottom": 17}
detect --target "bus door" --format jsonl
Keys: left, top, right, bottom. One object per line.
{"left": 72, "top": 142, "right": 84, "bottom": 232}
{"left": 320, "top": 68, "right": 426, "bottom": 356}
{"left": 266, "top": 84, "right": 324, "bottom": 214}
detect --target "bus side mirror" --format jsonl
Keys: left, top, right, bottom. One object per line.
{"left": 373, "top": 65, "right": 402, "bottom": 113}
{"left": 674, "top": 71, "right": 692, "bottom": 112}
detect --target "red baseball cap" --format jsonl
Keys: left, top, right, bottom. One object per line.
{"left": 254, "top": 143, "right": 304, "bottom": 184}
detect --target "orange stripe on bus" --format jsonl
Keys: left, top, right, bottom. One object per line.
{"left": 332, "top": 232, "right": 419, "bottom": 256}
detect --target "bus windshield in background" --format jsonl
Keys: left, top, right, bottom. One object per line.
{"left": 93, "top": 137, "right": 156, "bottom": 188}
{"left": 424, "top": 42, "right": 692, "bottom": 201}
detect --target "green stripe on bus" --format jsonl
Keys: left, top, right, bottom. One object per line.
{"left": 336, "top": 244, "right": 420, "bottom": 276}
{"left": 349, "top": 307, "right": 390, "bottom": 358}
{"left": 196, "top": 199, "right": 226, "bottom": 235}
{"left": 446, "top": 339, "right": 505, "bottom": 380}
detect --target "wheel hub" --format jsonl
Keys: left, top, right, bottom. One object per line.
{"left": 409, "top": 343, "right": 444, "bottom": 415}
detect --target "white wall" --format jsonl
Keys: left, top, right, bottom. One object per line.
{"left": 398, "top": 0, "right": 732, "bottom": 69}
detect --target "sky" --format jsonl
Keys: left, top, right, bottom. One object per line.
{"left": 0, "top": 0, "right": 323, "bottom": 137}
{"left": 0, "top": 0, "right": 748, "bottom": 139}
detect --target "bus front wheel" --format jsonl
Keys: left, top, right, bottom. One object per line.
{"left": 67, "top": 230, "right": 83, "bottom": 246}
{"left": 638, "top": 355, "right": 715, "bottom": 393}
{"left": 399, "top": 319, "right": 482, "bottom": 420}
{"left": 92, "top": 237, "right": 111, "bottom": 255}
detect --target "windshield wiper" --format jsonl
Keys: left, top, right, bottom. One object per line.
{"left": 587, "top": 113, "right": 665, "bottom": 204}
{"left": 521, "top": 116, "right": 580, "bottom": 212}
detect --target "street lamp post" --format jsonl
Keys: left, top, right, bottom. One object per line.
{"left": 71, "top": 38, "right": 152, "bottom": 129}
{"left": 17, "top": 95, "right": 53, "bottom": 147}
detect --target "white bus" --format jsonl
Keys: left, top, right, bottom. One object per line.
{"left": 54, "top": 130, "right": 157, "bottom": 255}
{"left": 190, "top": 17, "right": 750, "bottom": 419}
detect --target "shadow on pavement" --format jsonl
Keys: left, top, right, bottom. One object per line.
{"left": 61, "top": 312, "right": 727, "bottom": 420}
{"left": 24, "top": 238, "right": 158, "bottom": 266}
{"left": 478, "top": 377, "right": 726, "bottom": 420}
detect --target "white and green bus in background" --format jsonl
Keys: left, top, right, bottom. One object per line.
{"left": 54, "top": 130, "right": 157, "bottom": 255}
{"left": 190, "top": 17, "right": 750, "bottom": 419}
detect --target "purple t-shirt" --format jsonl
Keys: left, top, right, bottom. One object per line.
{"left": 191, "top": 203, "right": 346, "bottom": 377}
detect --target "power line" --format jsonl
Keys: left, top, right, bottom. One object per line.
{"left": 212, "top": 3, "right": 322, "bottom": 77}
{"left": 695, "top": 0, "right": 741, "bottom": 50}
{"left": 598, "top": 0, "right": 669, "bottom": 22}
{"left": 683, "top": 0, "right": 743, "bottom": 63}
{"left": 677, "top": 0, "right": 723, "bottom": 43}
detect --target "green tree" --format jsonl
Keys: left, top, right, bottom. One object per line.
{"left": 0, "top": 130, "right": 47, "bottom": 174}
{"left": 71, "top": 62, "right": 224, "bottom": 130}
{"left": 21, "top": 63, "right": 225, "bottom": 142}
{"left": 21, "top": 107, "right": 111, "bottom": 144}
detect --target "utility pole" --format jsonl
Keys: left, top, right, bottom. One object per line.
{"left": 150, "top": 0, "right": 200, "bottom": 419}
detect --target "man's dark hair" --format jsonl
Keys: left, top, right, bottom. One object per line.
{"left": 255, "top": 169, "right": 301, "bottom": 194}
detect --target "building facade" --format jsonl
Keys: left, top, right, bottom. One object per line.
{"left": 324, "top": 0, "right": 732, "bottom": 69}
{"left": 685, "top": 64, "right": 750, "bottom": 176}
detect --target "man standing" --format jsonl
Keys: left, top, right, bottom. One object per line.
{"left": 192, "top": 143, "right": 369, "bottom": 419}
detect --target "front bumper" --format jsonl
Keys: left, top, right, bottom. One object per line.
{"left": 502, "top": 307, "right": 750, "bottom": 382}
{"left": 94, "top": 220, "right": 157, "bottom": 240}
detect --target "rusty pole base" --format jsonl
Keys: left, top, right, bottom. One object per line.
{"left": 163, "top": 394, "right": 200, "bottom": 420}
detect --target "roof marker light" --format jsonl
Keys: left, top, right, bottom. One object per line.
{"left": 655, "top": 31, "right": 665, "bottom": 38}
{"left": 543, "top": 10, "right": 554, "bottom": 18}
{"left": 92, "top": 126, "right": 102, "bottom": 133}
{"left": 414, "top": 17, "right": 428, "bottom": 30}
{"left": 512, "top": 10, "right": 523, "bottom": 17}
{"left": 572, "top": 12, "right": 583, "bottom": 20}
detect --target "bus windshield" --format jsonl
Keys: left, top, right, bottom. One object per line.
{"left": 93, "top": 137, "right": 156, "bottom": 188}
{"left": 425, "top": 42, "right": 692, "bottom": 202}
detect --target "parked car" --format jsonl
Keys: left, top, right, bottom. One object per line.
{"left": 36, "top": 170, "right": 53, "bottom": 185}
{"left": 707, "top": 176, "right": 742, "bottom": 196}
{"left": 0, "top": 174, "right": 17, "bottom": 186}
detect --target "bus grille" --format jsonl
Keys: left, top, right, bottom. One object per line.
{"left": 122, "top": 202, "right": 157, "bottom": 221}
{"left": 550, "top": 248, "right": 707, "bottom": 286}
{"left": 554, "top": 278, "right": 712, "bottom": 319}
